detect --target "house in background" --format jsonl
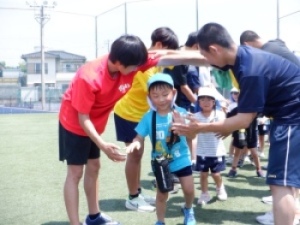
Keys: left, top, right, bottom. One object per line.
{"left": 21, "top": 50, "right": 86, "bottom": 91}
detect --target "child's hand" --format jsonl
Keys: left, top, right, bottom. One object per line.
{"left": 126, "top": 141, "right": 141, "bottom": 154}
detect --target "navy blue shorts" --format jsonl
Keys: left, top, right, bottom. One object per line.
{"left": 195, "top": 156, "right": 226, "bottom": 173}
{"left": 173, "top": 166, "right": 193, "bottom": 177}
{"left": 232, "top": 119, "right": 258, "bottom": 149}
{"left": 266, "top": 123, "right": 300, "bottom": 188}
{"left": 114, "top": 113, "right": 138, "bottom": 143}
{"left": 59, "top": 122, "right": 100, "bottom": 165}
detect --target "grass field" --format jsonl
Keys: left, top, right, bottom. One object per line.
{"left": 0, "top": 113, "right": 271, "bottom": 225}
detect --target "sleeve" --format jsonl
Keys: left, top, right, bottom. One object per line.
{"left": 71, "top": 72, "right": 96, "bottom": 114}
{"left": 136, "top": 53, "right": 160, "bottom": 72}
{"left": 135, "top": 112, "right": 150, "bottom": 138}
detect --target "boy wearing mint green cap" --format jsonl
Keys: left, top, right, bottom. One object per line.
{"left": 126, "top": 73, "right": 196, "bottom": 225}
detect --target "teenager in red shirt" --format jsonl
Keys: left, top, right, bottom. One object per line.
{"left": 59, "top": 34, "right": 207, "bottom": 225}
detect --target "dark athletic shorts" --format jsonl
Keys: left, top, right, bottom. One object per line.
{"left": 195, "top": 156, "right": 226, "bottom": 173}
{"left": 59, "top": 122, "right": 100, "bottom": 165}
{"left": 266, "top": 123, "right": 300, "bottom": 188}
{"left": 114, "top": 113, "right": 138, "bottom": 143}
{"left": 232, "top": 119, "right": 258, "bottom": 149}
{"left": 173, "top": 165, "right": 193, "bottom": 177}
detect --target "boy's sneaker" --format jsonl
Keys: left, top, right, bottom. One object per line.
{"left": 262, "top": 164, "right": 268, "bottom": 170}
{"left": 216, "top": 185, "right": 227, "bottom": 201}
{"left": 154, "top": 221, "right": 165, "bottom": 225}
{"left": 140, "top": 193, "right": 156, "bottom": 205}
{"left": 227, "top": 169, "right": 237, "bottom": 178}
{"left": 83, "top": 213, "right": 121, "bottom": 225}
{"left": 125, "top": 195, "right": 155, "bottom": 212}
{"left": 197, "top": 192, "right": 211, "bottom": 205}
{"left": 261, "top": 195, "right": 272, "bottom": 205}
{"left": 182, "top": 207, "right": 196, "bottom": 225}
{"left": 257, "top": 170, "right": 266, "bottom": 178}
{"left": 256, "top": 211, "right": 273, "bottom": 225}
{"left": 226, "top": 156, "right": 233, "bottom": 164}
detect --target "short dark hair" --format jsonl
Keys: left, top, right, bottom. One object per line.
{"left": 185, "top": 31, "right": 198, "bottom": 47}
{"left": 240, "top": 30, "right": 260, "bottom": 45}
{"left": 151, "top": 27, "right": 179, "bottom": 50}
{"left": 109, "top": 35, "right": 148, "bottom": 67}
{"left": 197, "top": 23, "right": 234, "bottom": 51}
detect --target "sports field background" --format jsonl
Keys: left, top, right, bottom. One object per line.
{"left": 0, "top": 113, "right": 271, "bottom": 225}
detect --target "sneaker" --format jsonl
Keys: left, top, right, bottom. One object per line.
{"left": 244, "top": 155, "right": 251, "bottom": 163}
{"left": 256, "top": 211, "right": 273, "bottom": 225}
{"left": 261, "top": 195, "right": 273, "bottom": 205}
{"left": 226, "top": 156, "right": 233, "bottom": 164}
{"left": 83, "top": 213, "right": 121, "bottom": 225}
{"left": 237, "top": 159, "right": 244, "bottom": 168}
{"left": 227, "top": 169, "right": 237, "bottom": 178}
{"left": 197, "top": 192, "right": 211, "bottom": 205}
{"left": 216, "top": 185, "right": 227, "bottom": 201}
{"left": 257, "top": 170, "right": 266, "bottom": 178}
{"left": 259, "top": 151, "right": 266, "bottom": 158}
{"left": 154, "top": 221, "right": 165, "bottom": 225}
{"left": 169, "top": 183, "right": 180, "bottom": 194}
{"left": 182, "top": 207, "right": 196, "bottom": 225}
{"left": 140, "top": 193, "right": 156, "bottom": 205}
{"left": 262, "top": 164, "right": 268, "bottom": 170}
{"left": 125, "top": 195, "right": 156, "bottom": 212}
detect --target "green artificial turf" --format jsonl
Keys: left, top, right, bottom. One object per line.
{"left": 0, "top": 113, "right": 271, "bottom": 225}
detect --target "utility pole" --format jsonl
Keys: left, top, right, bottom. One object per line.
{"left": 27, "top": 1, "right": 56, "bottom": 110}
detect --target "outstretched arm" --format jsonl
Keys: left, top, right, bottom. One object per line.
{"left": 152, "top": 50, "right": 209, "bottom": 67}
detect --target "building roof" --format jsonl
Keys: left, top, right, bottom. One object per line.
{"left": 21, "top": 50, "right": 86, "bottom": 61}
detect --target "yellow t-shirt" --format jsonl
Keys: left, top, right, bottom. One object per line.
{"left": 114, "top": 67, "right": 162, "bottom": 122}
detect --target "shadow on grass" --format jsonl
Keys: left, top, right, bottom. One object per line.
{"left": 41, "top": 222, "right": 69, "bottom": 225}
{"left": 98, "top": 199, "right": 128, "bottom": 212}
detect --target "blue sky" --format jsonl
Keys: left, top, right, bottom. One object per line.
{"left": 0, "top": 0, "right": 299, "bottom": 66}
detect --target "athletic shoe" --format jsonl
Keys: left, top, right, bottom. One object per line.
{"left": 154, "top": 221, "right": 165, "bottom": 225}
{"left": 216, "top": 185, "right": 227, "bottom": 201}
{"left": 256, "top": 211, "right": 273, "bottom": 225}
{"left": 83, "top": 213, "right": 121, "bottom": 225}
{"left": 256, "top": 211, "right": 299, "bottom": 225}
{"left": 140, "top": 193, "right": 156, "bottom": 205}
{"left": 227, "top": 169, "right": 237, "bottom": 178}
{"left": 182, "top": 207, "right": 196, "bottom": 225}
{"left": 197, "top": 192, "right": 211, "bottom": 205}
{"left": 169, "top": 183, "right": 180, "bottom": 194}
{"left": 125, "top": 195, "right": 155, "bottom": 212}
{"left": 226, "top": 156, "right": 233, "bottom": 164}
{"left": 257, "top": 170, "right": 266, "bottom": 178}
{"left": 261, "top": 195, "right": 273, "bottom": 205}
{"left": 237, "top": 159, "right": 244, "bottom": 168}
{"left": 262, "top": 164, "right": 268, "bottom": 170}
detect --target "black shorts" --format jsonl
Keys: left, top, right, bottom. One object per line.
{"left": 232, "top": 119, "right": 258, "bottom": 149}
{"left": 173, "top": 166, "right": 193, "bottom": 177}
{"left": 195, "top": 156, "right": 226, "bottom": 173}
{"left": 114, "top": 113, "right": 138, "bottom": 143}
{"left": 258, "top": 124, "right": 269, "bottom": 135}
{"left": 59, "top": 122, "right": 100, "bottom": 165}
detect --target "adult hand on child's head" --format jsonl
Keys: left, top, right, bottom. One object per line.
{"left": 101, "top": 142, "right": 126, "bottom": 162}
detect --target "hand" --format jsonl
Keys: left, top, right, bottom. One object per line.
{"left": 125, "top": 141, "right": 141, "bottom": 154}
{"left": 172, "top": 112, "right": 199, "bottom": 138}
{"left": 100, "top": 142, "right": 126, "bottom": 162}
{"left": 215, "top": 131, "right": 231, "bottom": 140}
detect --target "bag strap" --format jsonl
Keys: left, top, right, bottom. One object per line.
{"left": 151, "top": 111, "right": 156, "bottom": 154}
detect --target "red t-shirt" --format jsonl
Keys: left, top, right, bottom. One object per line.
{"left": 59, "top": 54, "right": 159, "bottom": 136}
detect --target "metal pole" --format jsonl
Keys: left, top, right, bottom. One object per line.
{"left": 40, "top": 5, "right": 46, "bottom": 110}
{"left": 124, "top": 2, "right": 127, "bottom": 34}
{"left": 195, "top": 0, "right": 199, "bottom": 30}
{"left": 95, "top": 16, "right": 98, "bottom": 58}
{"left": 276, "top": 0, "right": 280, "bottom": 38}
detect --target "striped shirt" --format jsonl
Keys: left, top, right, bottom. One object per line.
{"left": 194, "top": 110, "right": 226, "bottom": 157}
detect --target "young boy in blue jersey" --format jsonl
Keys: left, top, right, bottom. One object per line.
{"left": 126, "top": 73, "right": 196, "bottom": 225}
{"left": 172, "top": 22, "right": 300, "bottom": 225}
